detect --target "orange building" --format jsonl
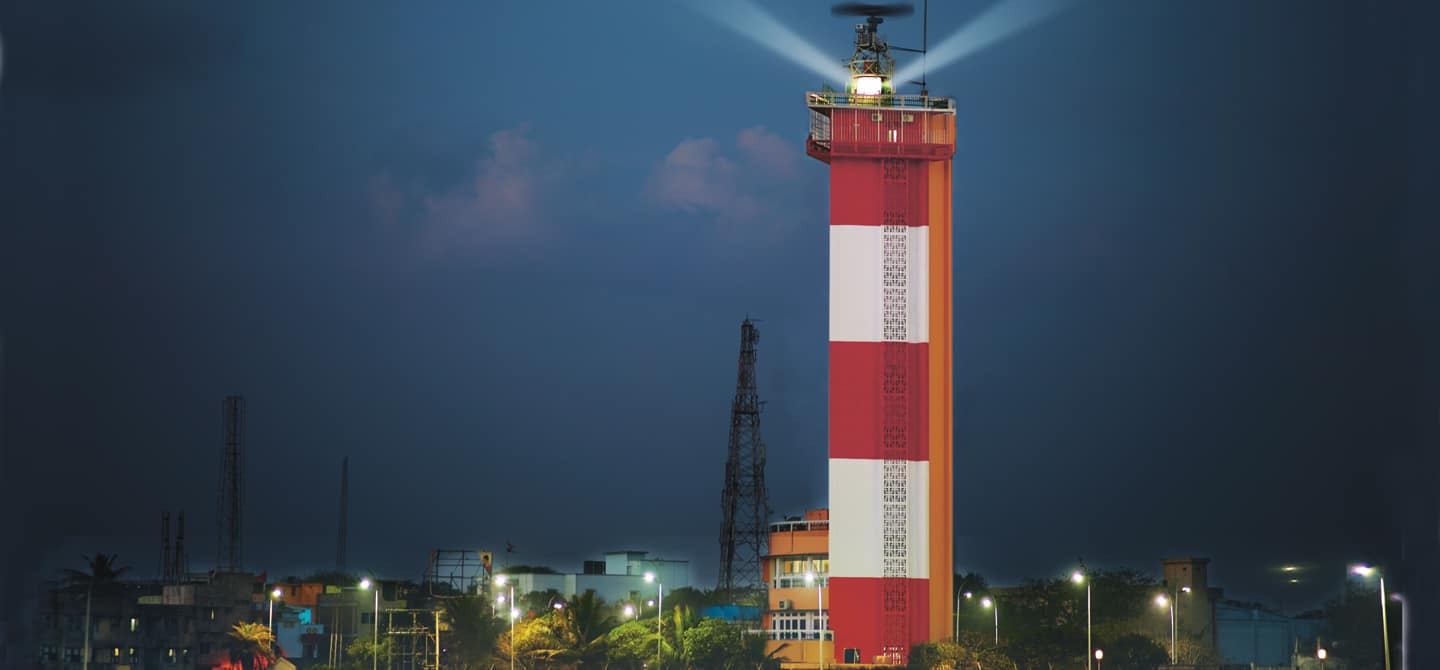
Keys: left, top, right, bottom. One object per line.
{"left": 763, "top": 509, "right": 832, "bottom": 668}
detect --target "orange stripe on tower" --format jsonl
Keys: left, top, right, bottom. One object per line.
{"left": 927, "top": 158, "right": 955, "bottom": 644}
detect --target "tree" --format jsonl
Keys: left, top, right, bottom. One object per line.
{"left": 444, "top": 594, "right": 507, "bottom": 669}
{"left": 908, "top": 639, "right": 1016, "bottom": 670}
{"left": 605, "top": 619, "right": 658, "bottom": 670}
{"left": 1099, "top": 634, "right": 1167, "bottom": 670}
{"left": 344, "top": 635, "right": 394, "bottom": 670}
{"left": 681, "top": 618, "right": 747, "bottom": 670}
{"left": 1173, "top": 637, "right": 1220, "bottom": 666}
{"left": 224, "top": 622, "right": 277, "bottom": 670}
{"left": 1321, "top": 584, "right": 1400, "bottom": 670}
{"left": 63, "top": 553, "right": 132, "bottom": 670}
{"left": 741, "top": 629, "right": 788, "bottom": 670}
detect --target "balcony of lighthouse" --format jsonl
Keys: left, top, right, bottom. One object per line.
{"left": 806, "top": 91, "right": 957, "bottom": 163}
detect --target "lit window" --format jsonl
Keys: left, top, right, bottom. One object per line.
{"left": 129, "top": 617, "right": 138, "bottom": 632}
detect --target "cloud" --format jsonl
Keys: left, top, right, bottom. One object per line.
{"left": 646, "top": 126, "right": 803, "bottom": 225}
{"left": 370, "top": 126, "right": 559, "bottom": 259}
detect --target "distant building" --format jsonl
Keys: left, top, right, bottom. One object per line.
{"left": 762, "top": 509, "right": 831, "bottom": 669}
{"left": 36, "top": 571, "right": 263, "bottom": 669}
{"left": 498, "top": 551, "right": 690, "bottom": 609}
{"left": 1162, "top": 557, "right": 1219, "bottom": 647}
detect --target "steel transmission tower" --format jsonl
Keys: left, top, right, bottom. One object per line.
{"left": 718, "top": 318, "right": 770, "bottom": 601}
{"left": 217, "top": 395, "right": 245, "bottom": 571}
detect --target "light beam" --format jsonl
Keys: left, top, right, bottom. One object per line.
{"left": 892, "top": 0, "right": 1078, "bottom": 85}
{"left": 692, "top": 0, "right": 851, "bottom": 85}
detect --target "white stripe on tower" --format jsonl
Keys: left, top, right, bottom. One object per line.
{"left": 829, "top": 226, "right": 930, "bottom": 344}
{"left": 827, "top": 458, "right": 930, "bottom": 578}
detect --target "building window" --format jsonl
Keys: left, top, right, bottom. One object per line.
{"left": 39, "top": 644, "right": 58, "bottom": 661}
{"left": 129, "top": 617, "right": 139, "bottom": 632}
{"left": 63, "top": 647, "right": 82, "bottom": 663}
{"left": 208, "top": 609, "right": 216, "bottom": 621}
{"left": 361, "top": 612, "right": 374, "bottom": 624}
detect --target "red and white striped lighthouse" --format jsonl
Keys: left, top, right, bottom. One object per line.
{"left": 807, "top": 18, "right": 956, "bottom": 663}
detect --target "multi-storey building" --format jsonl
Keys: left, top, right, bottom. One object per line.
{"left": 762, "top": 510, "right": 831, "bottom": 668}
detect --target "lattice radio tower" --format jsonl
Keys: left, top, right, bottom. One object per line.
{"left": 217, "top": 395, "right": 245, "bottom": 572}
{"left": 718, "top": 318, "right": 770, "bottom": 601}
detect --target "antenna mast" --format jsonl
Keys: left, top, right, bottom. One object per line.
{"left": 336, "top": 456, "right": 349, "bottom": 570}
{"left": 717, "top": 318, "right": 771, "bottom": 603}
{"left": 217, "top": 395, "right": 245, "bottom": 572}
{"left": 174, "top": 510, "right": 189, "bottom": 578}
{"left": 159, "top": 512, "right": 172, "bottom": 581}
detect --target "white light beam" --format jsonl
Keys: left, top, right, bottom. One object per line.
{"left": 892, "top": 0, "right": 1078, "bottom": 85}
{"left": 692, "top": 0, "right": 851, "bottom": 86}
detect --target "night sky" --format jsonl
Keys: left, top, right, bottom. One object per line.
{"left": 1, "top": 0, "right": 1436, "bottom": 631}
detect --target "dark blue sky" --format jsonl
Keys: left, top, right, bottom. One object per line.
{"left": 1, "top": 0, "right": 1436, "bottom": 621}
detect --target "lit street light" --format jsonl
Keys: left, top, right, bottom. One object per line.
{"left": 1318, "top": 647, "right": 1328, "bottom": 670}
{"left": 1072, "top": 570, "right": 1092, "bottom": 670}
{"left": 268, "top": 588, "right": 283, "bottom": 632}
{"left": 980, "top": 597, "right": 998, "bottom": 645}
{"left": 1155, "top": 594, "right": 1175, "bottom": 664}
{"left": 954, "top": 590, "right": 973, "bottom": 641}
{"left": 1094, "top": 648, "right": 1104, "bottom": 670}
{"left": 805, "top": 572, "right": 826, "bottom": 670}
{"left": 1351, "top": 564, "right": 1393, "bottom": 670}
{"left": 496, "top": 575, "right": 517, "bottom": 670}
{"left": 644, "top": 572, "right": 663, "bottom": 668}
{"left": 623, "top": 604, "right": 636, "bottom": 619}
{"left": 359, "top": 579, "right": 379, "bottom": 670}
{"left": 1389, "top": 592, "right": 1408, "bottom": 670}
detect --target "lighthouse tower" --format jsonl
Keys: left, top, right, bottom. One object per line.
{"left": 808, "top": 14, "right": 955, "bottom": 666}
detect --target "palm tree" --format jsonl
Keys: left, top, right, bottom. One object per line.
{"left": 63, "top": 553, "right": 131, "bottom": 670}
{"left": 532, "top": 591, "right": 617, "bottom": 669}
{"left": 442, "top": 595, "right": 507, "bottom": 669}
{"left": 223, "top": 622, "right": 277, "bottom": 670}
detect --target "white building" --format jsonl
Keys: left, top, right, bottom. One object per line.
{"left": 498, "top": 551, "right": 690, "bottom": 608}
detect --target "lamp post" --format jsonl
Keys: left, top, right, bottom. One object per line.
{"left": 1155, "top": 594, "right": 1174, "bottom": 664}
{"left": 268, "top": 588, "right": 283, "bottom": 632}
{"left": 1317, "top": 647, "right": 1327, "bottom": 670}
{"left": 980, "top": 597, "right": 998, "bottom": 646}
{"left": 1072, "top": 571, "right": 1092, "bottom": 670}
{"left": 955, "top": 591, "right": 972, "bottom": 641}
{"left": 623, "top": 604, "right": 636, "bottom": 619}
{"left": 1389, "top": 593, "right": 1408, "bottom": 670}
{"left": 359, "top": 579, "right": 379, "bottom": 670}
{"left": 1351, "top": 564, "right": 1392, "bottom": 670}
{"left": 806, "top": 572, "right": 825, "bottom": 670}
{"left": 1094, "top": 648, "right": 1103, "bottom": 670}
{"left": 645, "top": 572, "right": 663, "bottom": 668}
{"left": 496, "top": 575, "right": 516, "bottom": 670}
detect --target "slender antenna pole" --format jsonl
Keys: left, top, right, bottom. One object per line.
{"left": 922, "top": 0, "right": 928, "bottom": 95}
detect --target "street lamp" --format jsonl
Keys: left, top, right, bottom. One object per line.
{"left": 954, "top": 591, "right": 973, "bottom": 641}
{"left": 1072, "top": 571, "right": 1092, "bottom": 670}
{"left": 1389, "top": 592, "right": 1408, "bottom": 670}
{"left": 806, "top": 572, "right": 825, "bottom": 670}
{"left": 645, "top": 572, "right": 663, "bottom": 668}
{"left": 980, "top": 597, "right": 998, "bottom": 646}
{"left": 359, "top": 579, "right": 379, "bottom": 670}
{"left": 623, "top": 604, "right": 636, "bottom": 619}
{"left": 1351, "top": 564, "right": 1393, "bottom": 670}
{"left": 268, "top": 588, "right": 283, "bottom": 632}
{"left": 496, "top": 575, "right": 516, "bottom": 670}
{"left": 1094, "top": 648, "right": 1103, "bottom": 670}
{"left": 1155, "top": 594, "right": 1175, "bottom": 664}
{"left": 1318, "top": 647, "right": 1328, "bottom": 670}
